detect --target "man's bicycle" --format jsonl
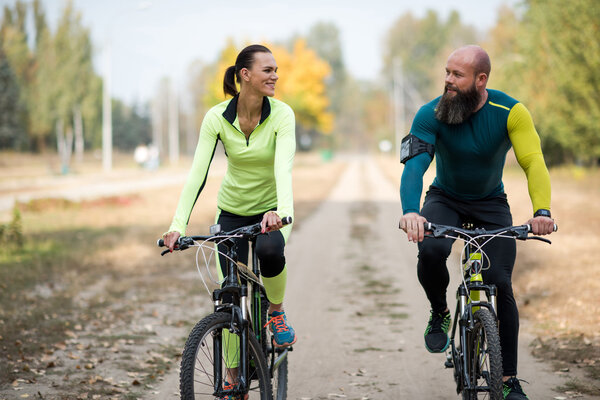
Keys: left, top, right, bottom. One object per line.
{"left": 425, "top": 222, "right": 554, "bottom": 400}
{"left": 158, "top": 217, "right": 292, "bottom": 400}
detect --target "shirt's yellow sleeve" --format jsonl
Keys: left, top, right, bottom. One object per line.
{"left": 507, "top": 102, "right": 551, "bottom": 213}
{"left": 167, "top": 112, "right": 220, "bottom": 236}
{"left": 274, "top": 106, "right": 295, "bottom": 240}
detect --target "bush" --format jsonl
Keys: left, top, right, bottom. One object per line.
{"left": 0, "top": 208, "right": 24, "bottom": 250}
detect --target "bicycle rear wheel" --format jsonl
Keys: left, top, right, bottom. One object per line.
{"left": 260, "top": 295, "right": 288, "bottom": 400}
{"left": 180, "top": 312, "right": 272, "bottom": 400}
{"left": 462, "top": 308, "right": 503, "bottom": 400}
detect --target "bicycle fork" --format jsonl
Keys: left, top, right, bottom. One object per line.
{"left": 212, "top": 286, "right": 251, "bottom": 397}
{"left": 446, "top": 256, "right": 498, "bottom": 392}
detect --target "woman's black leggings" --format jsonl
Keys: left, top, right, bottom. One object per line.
{"left": 216, "top": 209, "right": 286, "bottom": 278}
{"left": 417, "top": 186, "right": 519, "bottom": 377}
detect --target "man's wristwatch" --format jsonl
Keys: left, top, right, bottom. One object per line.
{"left": 533, "top": 209, "right": 552, "bottom": 218}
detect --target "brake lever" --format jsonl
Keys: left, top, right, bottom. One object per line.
{"left": 528, "top": 236, "right": 552, "bottom": 244}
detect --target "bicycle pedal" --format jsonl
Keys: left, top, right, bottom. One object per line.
{"left": 444, "top": 354, "right": 454, "bottom": 368}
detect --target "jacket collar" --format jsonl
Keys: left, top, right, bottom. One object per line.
{"left": 222, "top": 94, "right": 271, "bottom": 125}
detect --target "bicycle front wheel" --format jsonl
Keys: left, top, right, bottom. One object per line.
{"left": 462, "top": 308, "right": 503, "bottom": 400}
{"left": 180, "top": 312, "right": 272, "bottom": 400}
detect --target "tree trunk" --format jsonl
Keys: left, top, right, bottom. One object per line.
{"left": 56, "top": 119, "right": 73, "bottom": 174}
{"left": 73, "top": 106, "right": 84, "bottom": 163}
{"left": 56, "top": 119, "right": 66, "bottom": 173}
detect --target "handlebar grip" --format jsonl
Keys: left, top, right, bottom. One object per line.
{"left": 526, "top": 223, "right": 559, "bottom": 233}
{"left": 281, "top": 216, "right": 292, "bottom": 226}
{"left": 157, "top": 238, "right": 165, "bottom": 247}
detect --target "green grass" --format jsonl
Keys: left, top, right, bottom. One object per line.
{"left": 354, "top": 347, "right": 384, "bottom": 353}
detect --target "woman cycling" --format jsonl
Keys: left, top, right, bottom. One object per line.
{"left": 163, "top": 44, "right": 296, "bottom": 398}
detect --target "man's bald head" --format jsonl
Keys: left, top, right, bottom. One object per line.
{"left": 449, "top": 45, "right": 491, "bottom": 78}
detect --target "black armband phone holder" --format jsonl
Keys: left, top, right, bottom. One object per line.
{"left": 400, "top": 134, "right": 435, "bottom": 164}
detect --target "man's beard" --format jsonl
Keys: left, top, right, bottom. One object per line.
{"left": 434, "top": 83, "right": 481, "bottom": 125}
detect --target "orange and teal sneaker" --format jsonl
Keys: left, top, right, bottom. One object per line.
{"left": 219, "top": 381, "right": 248, "bottom": 400}
{"left": 265, "top": 310, "right": 297, "bottom": 347}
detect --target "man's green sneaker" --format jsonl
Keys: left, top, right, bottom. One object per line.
{"left": 424, "top": 310, "right": 451, "bottom": 353}
{"left": 503, "top": 377, "right": 528, "bottom": 399}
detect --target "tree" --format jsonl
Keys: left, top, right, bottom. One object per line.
{"left": 41, "top": 0, "right": 101, "bottom": 170}
{"left": 1, "top": 1, "right": 31, "bottom": 146}
{"left": 203, "top": 38, "right": 238, "bottom": 107}
{"left": 112, "top": 99, "right": 151, "bottom": 151}
{"left": 487, "top": 0, "right": 600, "bottom": 165}
{"left": 272, "top": 39, "right": 333, "bottom": 135}
{"left": 306, "top": 22, "right": 346, "bottom": 115}
{"left": 0, "top": 47, "right": 23, "bottom": 149}
{"left": 383, "top": 10, "right": 478, "bottom": 101}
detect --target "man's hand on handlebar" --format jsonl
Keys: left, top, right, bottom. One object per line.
{"left": 399, "top": 212, "right": 429, "bottom": 243}
{"left": 526, "top": 216, "right": 555, "bottom": 235}
{"left": 163, "top": 231, "right": 181, "bottom": 252}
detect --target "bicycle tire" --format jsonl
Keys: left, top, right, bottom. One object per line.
{"left": 462, "top": 308, "right": 503, "bottom": 400}
{"left": 260, "top": 294, "right": 288, "bottom": 400}
{"left": 180, "top": 312, "right": 272, "bottom": 400}
{"left": 271, "top": 354, "right": 288, "bottom": 400}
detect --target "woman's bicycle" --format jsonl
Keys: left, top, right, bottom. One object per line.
{"left": 158, "top": 217, "right": 292, "bottom": 400}
{"left": 424, "top": 222, "right": 554, "bottom": 400}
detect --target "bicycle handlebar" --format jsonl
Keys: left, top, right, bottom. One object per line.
{"left": 157, "top": 216, "right": 292, "bottom": 254}
{"left": 424, "top": 222, "right": 556, "bottom": 244}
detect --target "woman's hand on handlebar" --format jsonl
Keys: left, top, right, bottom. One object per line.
{"left": 399, "top": 212, "right": 428, "bottom": 243}
{"left": 526, "top": 216, "right": 555, "bottom": 235}
{"left": 163, "top": 231, "right": 181, "bottom": 252}
{"left": 261, "top": 211, "right": 283, "bottom": 233}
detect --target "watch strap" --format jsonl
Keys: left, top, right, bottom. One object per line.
{"left": 534, "top": 209, "right": 551, "bottom": 218}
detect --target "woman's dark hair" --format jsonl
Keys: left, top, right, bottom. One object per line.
{"left": 223, "top": 44, "right": 272, "bottom": 97}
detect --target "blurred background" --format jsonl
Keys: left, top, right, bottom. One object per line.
{"left": 2, "top": 0, "right": 598, "bottom": 169}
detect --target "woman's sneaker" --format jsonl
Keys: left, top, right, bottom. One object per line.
{"left": 220, "top": 381, "right": 248, "bottom": 400}
{"left": 503, "top": 377, "right": 529, "bottom": 399}
{"left": 424, "top": 310, "right": 451, "bottom": 353}
{"left": 265, "top": 310, "right": 297, "bottom": 347}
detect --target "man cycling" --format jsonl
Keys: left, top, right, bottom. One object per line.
{"left": 399, "top": 45, "right": 555, "bottom": 400}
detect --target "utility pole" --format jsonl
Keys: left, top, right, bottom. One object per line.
{"left": 393, "top": 56, "right": 405, "bottom": 160}
{"left": 102, "top": 43, "right": 112, "bottom": 172}
{"left": 168, "top": 81, "right": 179, "bottom": 165}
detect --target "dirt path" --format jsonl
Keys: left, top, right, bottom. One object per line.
{"left": 1, "top": 153, "right": 593, "bottom": 399}
{"left": 281, "top": 154, "right": 577, "bottom": 399}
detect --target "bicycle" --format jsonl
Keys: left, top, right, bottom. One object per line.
{"left": 158, "top": 217, "right": 293, "bottom": 400}
{"left": 424, "top": 222, "right": 554, "bottom": 400}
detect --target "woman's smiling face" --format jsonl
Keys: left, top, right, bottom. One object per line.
{"left": 244, "top": 52, "right": 278, "bottom": 97}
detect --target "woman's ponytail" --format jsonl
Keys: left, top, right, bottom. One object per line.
{"left": 223, "top": 65, "right": 238, "bottom": 97}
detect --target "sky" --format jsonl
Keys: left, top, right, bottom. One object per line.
{"left": 32, "top": 0, "right": 519, "bottom": 104}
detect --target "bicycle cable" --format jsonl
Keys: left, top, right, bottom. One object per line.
{"left": 452, "top": 230, "right": 521, "bottom": 304}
